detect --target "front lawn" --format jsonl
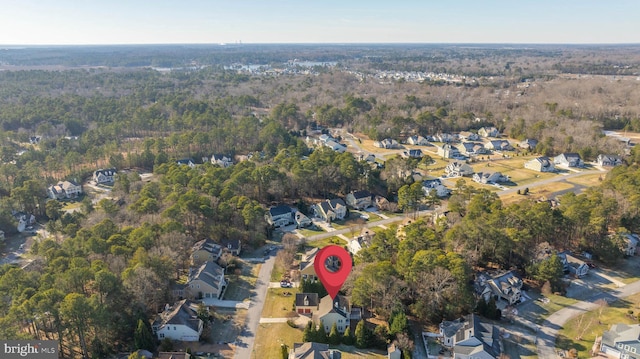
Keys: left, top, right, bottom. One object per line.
{"left": 261, "top": 288, "right": 296, "bottom": 318}
{"left": 252, "top": 323, "right": 303, "bottom": 359}
{"left": 297, "top": 226, "right": 325, "bottom": 238}
{"left": 224, "top": 263, "right": 261, "bottom": 301}
{"left": 307, "top": 236, "right": 346, "bottom": 248}
{"left": 520, "top": 294, "right": 578, "bottom": 324}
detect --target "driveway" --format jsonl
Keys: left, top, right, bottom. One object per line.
{"left": 233, "top": 252, "right": 276, "bottom": 359}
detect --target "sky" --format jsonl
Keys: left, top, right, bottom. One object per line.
{"left": 0, "top": 0, "right": 638, "bottom": 45}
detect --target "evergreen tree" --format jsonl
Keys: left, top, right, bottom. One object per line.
{"left": 373, "top": 325, "right": 390, "bottom": 350}
{"left": 355, "top": 320, "right": 369, "bottom": 349}
{"left": 328, "top": 322, "right": 341, "bottom": 345}
{"left": 280, "top": 344, "right": 289, "bottom": 359}
{"left": 316, "top": 322, "right": 328, "bottom": 343}
{"left": 303, "top": 321, "right": 315, "bottom": 342}
{"left": 134, "top": 319, "right": 155, "bottom": 351}
{"left": 389, "top": 310, "right": 409, "bottom": 336}
{"left": 343, "top": 326, "right": 354, "bottom": 346}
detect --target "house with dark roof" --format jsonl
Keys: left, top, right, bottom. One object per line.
{"left": 438, "top": 144, "right": 462, "bottom": 159}
{"left": 300, "top": 247, "right": 320, "bottom": 281}
{"left": 313, "top": 295, "right": 351, "bottom": 334}
{"left": 345, "top": 190, "right": 373, "bottom": 210}
{"left": 457, "top": 142, "right": 488, "bottom": 156}
{"left": 422, "top": 178, "right": 451, "bottom": 198}
{"left": 176, "top": 158, "right": 196, "bottom": 168}
{"left": 295, "top": 211, "right": 312, "bottom": 228}
{"left": 519, "top": 138, "right": 538, "bottom": 150}
{"left": 558, "top": 251, "right": 589, "bottom": 277}
{"left": 484, "top": 139, "right": 513, "bottom": 151}
{"left": 211, "top": 154, "right": 233, "bottom": 168}
{"left": 289, "top": 342, "right": 341, "bottom": 359}
{"left": 221, "top": 239, "right": 242, "bottom": 256}
{"left": 403, "top": 149, "right": 423, "bottom": 158}
{"left": 265, "top": 205, "right": 293, "bottom": 227}
{"left": 152, "top": 300, "right": 203, "bottom": 342}
{"left": 185, "top": 261, "right": 226, "bottom": 300}
{"left": 158, "top": 352, "right": 190, "bottom": 359}
{"left": 295, "top": 293, "right": 320, "bottom": 315}
{"left": 473, "top": 171, "right": 508, "bottom": 184}
{"left": 440, "top": 314, "right": 502, "bottom": 359}
{"left": 93, "top": 168, "right": 117, "bottom": 184}
{"left": 445, "top": 161, "right": 474, "bottom": 177}
{"left": 599, "top": 323, "right": 640, "bottom": 358}
{"left": 191, "top": 238, "right": 223, "bottom": 265}
{"left": 524, "top": 156, "right": 555, "bottom": 172}
{"left": 554, "top": 153, "right": 584, "bottom": 168}
{"left": 597, "top": 154, "right": 623, "bottom": 167}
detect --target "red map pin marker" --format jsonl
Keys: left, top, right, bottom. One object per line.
{"left": 314, "top": 245, "right": 352, "bottom": 300}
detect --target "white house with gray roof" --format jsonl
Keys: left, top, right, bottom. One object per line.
{"left": 152, "top": 300, "right": 203, "bottom": 342}
{"left": 185, "top": 261, "right": 226, "bottom": 300}
{"left": 439, "top": 314, "right": 502, "bottom": 359}
{"left": 600, "top": 323, "right": 640, "bottom": 358}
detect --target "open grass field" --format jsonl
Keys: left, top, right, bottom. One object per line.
{"left": 252, "top": 323, "right": 303, "bottom": 359}
{"left": 500, "top": 181, "right": 575, "bottom": 205}
{"left": 556, "top": 293, "right": 640, "bottom": 358}
{"left": 297, "top": 226, "right": 325, "bottom": 238}
{"left": 520, "top": 293, "right": 579, "bottom": 325}
{"left": 307, "top": 236, "right": 345, "bottom": 248}
{"left": 470, "top": 159, "right": 557, "bottom": 186}
{"left": 261, "top": 288, "right": 296, "bottom": 318}
{"left": 224, "top": 263, "right": 261, "bottom": 301}
{"left": 566, "top": 172, "right": 606, "bottom": 187}
{"left": 336, "top": 345, "right": 387, "bottom": 358}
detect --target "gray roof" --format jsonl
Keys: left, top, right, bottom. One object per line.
{"left": 295, "top": 293, "right": 320, "bottom": 307}
{"left": 350, "top": 190, "right": 372, "bottom": 200}
{"left": 602, "top": 324, "right": 640, "bottom": 354}
{"left": 453, "top": 314, "right": 501, "bottom": 359}
{"left": 189, "top": 261, "right": 224, "bottom": 290}
{"left": 221, "top": 238, "right": 241, "bottom": 252}
{"left": 155, "top": 299, "right": 201, "bottom": 334}
{"left": 316, "top": 295, "right": 349, "bottom": 319}
{"left": 292, "top": 342, "right": 340, "bottom": 359}
{"left": 192, "top": 238, "right": 223, "bottom": 258}
{"left": 269, "top": 205, "right": 292, "bottom": 217}
{"left": 328, "top": 198, "right": 346, "bottom": 210}
{"left": 94, "top": 168, "right": 117, "bottom": 176}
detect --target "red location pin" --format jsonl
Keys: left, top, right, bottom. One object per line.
{"left": 314, "top": 245, "right": 352, "bottom": 300}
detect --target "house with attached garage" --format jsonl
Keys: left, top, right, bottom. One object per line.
{"left": 458, "top": 131, "right": 480, "bottom": 141}
{"left": 422, "top": 178, "right": 451, "bottom": 198}
{"left": 294, "top": 211, "right": 312, "bottom": 228}
{"left": 558, "top": 251, "right": 589, "bottom": 277}
{"left": 191, "top": 238, "right": 223, "bottom": 265}
{"left": 457, "top": 142, "right": 488, "bottom": 156}
{"left": 299, "top": 247, "right": 319, "bottom": 281}
{"left": 438, "top": 144, "right": 461, "bottom": 159}
{"left": 484, "top": 139, "right": 513, "bottom": 151}
{"left": 597, "top": 154, "right": 623, "bottom": 167}
{"left": 476, "top": 271, "right": 523, "bottom": 305}
{"left": 295, "top": 293, "right": 320, "bottom": 315}
{"left": 374, "top": 138, "right": 400, "bottom": 149}
{"left": 152, "top": 299, "right": 203, "bottom": 342}
{"left": 313, "top": 295, "right": 352, "bottom": 334}
{"left": 524, "top": 156, "right": 555, "bottom": 172}
{"left": 445, "top": 161, "right": 474, "bottom": 177}
{"left": 185, "top": 261, "right": 226, "bottom": 300}
{"left": 439, "top": 314, "right": 502, "bottom": 358}
{"left": 93, "top": 168, "right": 117, "bottom": 184}
{"left": 314, "top": 198, "right": 347, "bottom": 222}
{"left": 289, "top": 342, "right": 341, "bottom": 359}
{"left": 599, "top": 323, "right": 640, "bottom": 358}
{"left": 345, "top": 190, "right": 373, "bottom": 210}
{"left": 473, "top": 171, "right": 508, "bottom": 184}
{"left": 554, "top": 153, "right": 584, "bottom": 168}
{"left": 176, "top": 158, "right": 196, "bottom": 168}
{"left": 406, "top": 135, "right": 430, "bottom": 146}
{"left": 47, "top": 180, "right": 83, "bottom": 199}
{"left": 402, "top": 149, "right": 423, "bottom": 158}
{"left": 265, "top": 205, "right": 293, "bottom": 227}
{"left": 478, "top": 127, "right": 500, "bottom": 138}
{"left": 621, "top": 233, "right": 640, "bottom": 256}
{"left": 518, "top": 138, "right": 538, "bottom": 150}
{"left": 221, "top": 238, "right": 242, "bottom": 256}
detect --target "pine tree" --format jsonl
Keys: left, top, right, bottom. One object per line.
{"left": 133, "top": 319, "right": 155, "bottom": 351}
{"left": 355, "top": 320, "right": 369, "bottom": 348}
{"left": 389, "top": 310, "right": 408, "bottom": 336}
{"left": 303, "top": 321, "right": 315, "bottom": 342}
{"left": 316, "top": 322, "right": 328, "bottom": 343}
{"left": 328, "top": 323, "right": 341, "bottom": 345}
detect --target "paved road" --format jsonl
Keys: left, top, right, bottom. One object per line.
{"left": 536, "top": 279, "right": 640, "bottom": 358}
{"left": 234, "top": 253, "right": 276, "bottom": 359}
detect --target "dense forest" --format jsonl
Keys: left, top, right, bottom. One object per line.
{"left": 1, "top": 45, "right": 640, "bottom": 357}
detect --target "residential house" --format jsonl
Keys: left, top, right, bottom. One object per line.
{"left": 158, "top": 353, "right": 190, "bottom": 359}
{"left": 484, "top": 139, "right": 513, "bottom": 151}
{"left": 265, "top": 205, "right": 293, "bottom": 227}
{"left": 403, "top": 149, "right": 423, "bottom": 158}
{"left": 422, "top": 178, "right": 451, "bottom": 198}
{"left": 191, "top": 238, "right": 223, "bottom": 265}
{"left": 300, "top": 247, "right": 320, "bottom": 281}
{"left": 29, "top": 136, "right": 41, "bottom": 145}
{"left": 325, "top": 140, "right": 347, "bottom": 153}
{"left": 554, "top": 153, "right": 584, "bottom": 168}
{"left": 621, "top": 233, "right": 640, "bottom": 256}
{"left": 314, "top": 199, "right": 347, "bottom": 222}
{"left": 93, "top": 168, "right": 117, "bottom": 184}
{"left": 221, "top": 239, "right": 242, "bottom": 256}
{"left": 294, "top": 211, "right": 312, "bottom": 228}
{"left": 387, "top": 343, "right": 402, "bottom": 359}
{"left": 345, "top": 190, "right": 373, "bottom": 210}
{"left": 348, "top": 228, "right": 375, "bottom": 255}
{"left": 524, "top": 157, "right": 555, "bottom": 172}
{"left": 358, "top": 153, "right": 377, "bottom": 164}
{"left": 478, "top": 127, "right": 500, "bottom": 138}
{"left": 289, "top": 342, "right": 341, "bottom": 359}
{"left": 445, "top": 161, "right": 474, "bottom": 177}
{"left": 185, "top": 261, "right": 226, "bottom": 300}
{"left": 374, "top": 195, "right": 392, "bottom": 211}
{"left": 558, "top": 251, "right": 589, "bottom": 277}
{"left": 152, "top": 300, "right": 203, "bottom": 342}
{"left": 476, "top": 271, "right": 523, "bottom": 305}
{"left": 440, "top": 314, "right": 502, "bottom": 359}
{"left": 518, "top": 138, "right": 538, "bottom": 150}
{"left": 599, "top": 323, "right": 640, "bottom": 358}
{"left": 211, "top": 154, "right": 233, "bottom": 168}
{"left": 458, "top": 131, "right": 480, "bottom": 141}
{"left": 438, "top": 144, "right": 461, "bottom": 159}
{"left": 597, "top": 154, "right": 623, "bottom": 167}
{"left": 473, "top": 171, "right": 508, "bottom": 184}
{"left": 457, "top": 142, "right": 488, "bottom": 156}
{"left": 373, "top": 138, "right": 400, "bottom": 149}
{"left": 47, "top": 180, "right": 82, "bottom": 199}
{"left": 295, "top": 293, "right": 320, "bottom": 315}
{"left": 176, "top": 158, "right": 196, "bottom": 168}
{"left": 406, "top": 135, "right": 430, "bottom": 146}
{"left": 435, "top": 133, "right": 456, "bottom": 143}
{"left": 313, "top": 295, "right": 351, "bottom": 334}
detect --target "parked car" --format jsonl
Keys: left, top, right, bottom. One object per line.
{"left": 280, "top": 280, "right": 292, "bottom": 288}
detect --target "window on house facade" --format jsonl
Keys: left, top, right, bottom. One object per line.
{"left": 159, "top": 334, "right": 164, "bottom": 338}
{"left": 174, "top": 326, "right": 177, "bottom": 330}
